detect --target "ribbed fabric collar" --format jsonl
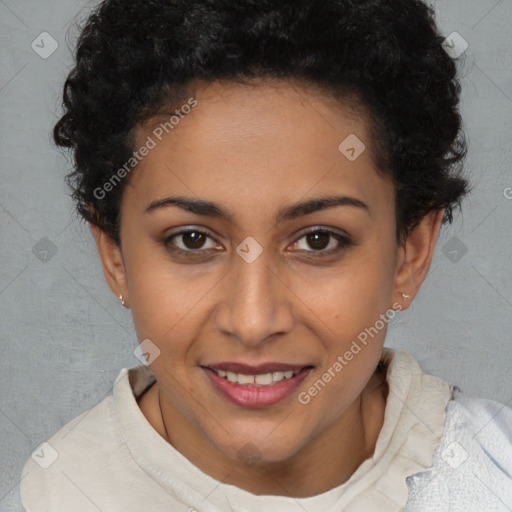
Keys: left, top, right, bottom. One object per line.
{"left": 112, "top": 349, "right": 452, "bottom": 512}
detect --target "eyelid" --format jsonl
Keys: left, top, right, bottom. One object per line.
{"left": 293, "top": 225, "right": 352, "bottom": 242}
{"left": 163, "top": 226, "right": 219, "bottom": 253}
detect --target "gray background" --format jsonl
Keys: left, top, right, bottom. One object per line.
{"left": 1, "top": 0, "right": 511, "bottom": 510}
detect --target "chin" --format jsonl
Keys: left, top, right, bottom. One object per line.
{"left": 213, "top": 428, "right": 307, "bottom": 466}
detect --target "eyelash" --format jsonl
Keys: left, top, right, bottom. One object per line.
{"left": 163, "top": 227, "right": 355, "bottom": 260}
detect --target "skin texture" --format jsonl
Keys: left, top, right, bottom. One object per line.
{"left": 90, "top": 79, "right": 444, "bottom": 497}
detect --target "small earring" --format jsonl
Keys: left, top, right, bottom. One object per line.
{"left": 401, "top": 292, "right": 411, "bottom": 300}
{"left": 118, "top": 294, "right": 127, "bottom": 308}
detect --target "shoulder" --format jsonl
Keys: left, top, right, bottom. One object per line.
{"left": 20, "top": 396, "right": 116, "bottom": 511}
{"left": 405, "top": 391, "right": 512, "bottom": 511}
{"left": 20, "top": 368, "right": 154, "bottom": 512}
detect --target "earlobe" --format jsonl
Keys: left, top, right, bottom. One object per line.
{"left": 392, "top": 209, "right": 445, "bottom": 309}
{"left": 89, "top": 223, "right": 129, "bottom": 306}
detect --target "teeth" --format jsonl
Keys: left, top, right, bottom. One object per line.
{"left": 226, "top": 371, "right": 238, "bottom": 383}
{"left": 213, "top": 369, "right": 301, "bottom": 386}
{"left": 238, "top": 374, "right": 255, "bottom": 385}
{"left": 255, "top": 373, "right": 273, "bottom": 385}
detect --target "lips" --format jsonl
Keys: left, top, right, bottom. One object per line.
{"left": 201, "top": 362, "right": 314, "bottom": 407}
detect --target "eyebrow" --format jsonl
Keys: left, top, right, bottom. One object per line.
{"left": 144, "top": 194, "right": 369, "bottom": 223}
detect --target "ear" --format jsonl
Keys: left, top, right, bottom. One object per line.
{"left": 89, "top": 223, "right": 129, "bottom": 308}
{"left": 392, "top": 209, "right": 445, "bottom": 310}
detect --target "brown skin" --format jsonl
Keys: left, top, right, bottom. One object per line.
{"left": 90, "top": 79, "right": 444, "bottom": 497}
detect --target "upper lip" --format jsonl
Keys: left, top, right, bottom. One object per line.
{"left": 203, "top": 362, "right": 313, "bottom": 375}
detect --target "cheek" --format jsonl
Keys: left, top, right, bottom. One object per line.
{"left": 294, "top": 251, "right": 394, "bottom": 343}
{"left": 122, "top": 243, "right": 213, "bottom": 355}
{"left": 296, "top": 264, "right": 390, "bottom": 418}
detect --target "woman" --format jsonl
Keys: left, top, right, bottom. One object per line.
{"left": 20, "top": 0, "right": 512, "bottom": 510}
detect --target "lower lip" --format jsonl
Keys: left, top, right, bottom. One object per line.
{"left": 203, "top": 367, "right": 312, "bottom": 408}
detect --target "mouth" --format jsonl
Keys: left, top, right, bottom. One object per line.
{"left": 201, "top": 363, "right": 314, "bottom": 407}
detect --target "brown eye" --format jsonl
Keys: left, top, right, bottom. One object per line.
{"left": 181, "top": 231, "right": 207, "bottom": 249}
{"left": 305, "top": 232, "right": 331, "bottom": 251}
{"left": 164, "top": 229, "right": 220, "bottom": 255}
{"left": 290, "top": 228, "right": 354, "bottom": 256}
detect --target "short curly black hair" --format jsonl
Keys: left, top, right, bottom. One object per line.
{"left": 54, "top": 0, "right": 471, "bottom": 246}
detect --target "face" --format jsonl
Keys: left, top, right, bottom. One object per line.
{"left": 101, "top": 79, "right": 420, "bottom": 464}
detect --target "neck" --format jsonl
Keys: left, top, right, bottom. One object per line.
{"left": 154, "top": 366, "right": 388, "bottom": 497}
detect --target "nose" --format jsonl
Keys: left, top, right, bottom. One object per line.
{"left": 214, "top": 253, "right": 295, "bottom": 348}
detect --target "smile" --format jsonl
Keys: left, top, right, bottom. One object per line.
{"left": 211, "top": 368, "right": 301, "bottom": 386}
{"left": 202, "top": 363, "right": 313, "bottom": 407}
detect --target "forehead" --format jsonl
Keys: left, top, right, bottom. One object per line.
{"left": 125, "top": 79, "right": 394, "bottom": 221}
